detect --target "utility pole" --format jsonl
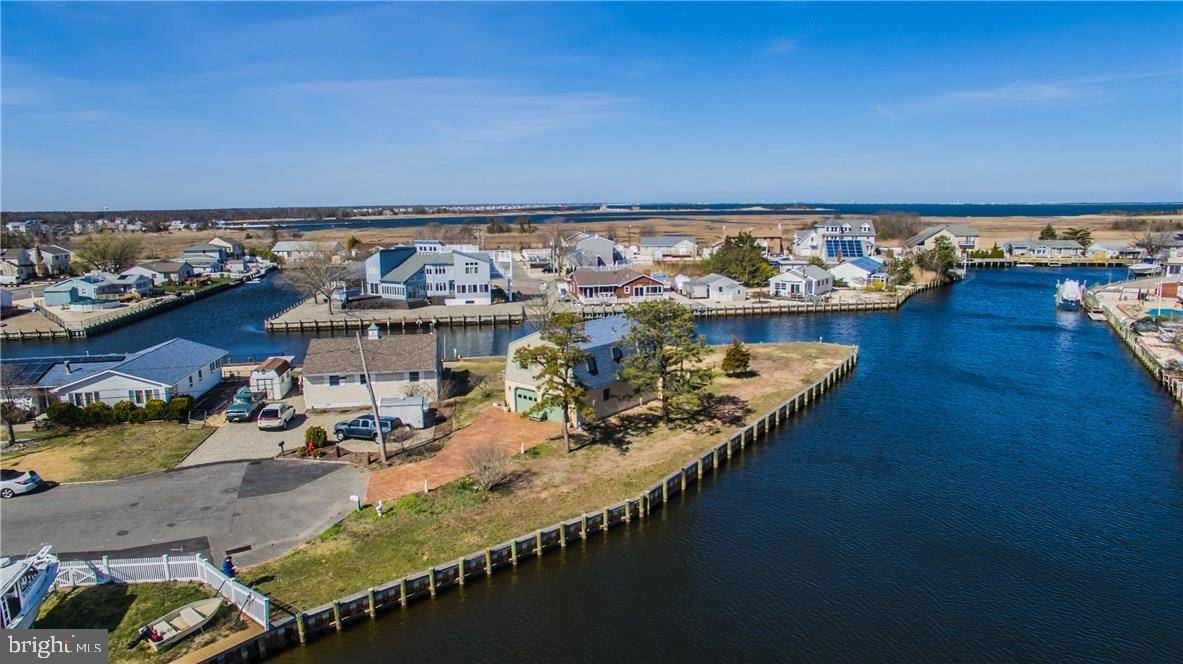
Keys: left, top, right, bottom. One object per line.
{"left": 355, "top": 327, "right": 388, "bottom": 463}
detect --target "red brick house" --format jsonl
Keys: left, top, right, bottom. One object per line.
{"left": 567, "top": 268, "right": 667, "bottom": 304}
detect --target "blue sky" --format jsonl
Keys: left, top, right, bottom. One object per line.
{"left": 2, "top": 2, "right": 1180, "bottom": 210}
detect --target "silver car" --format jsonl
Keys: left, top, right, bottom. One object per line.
{"left": 256, "top": 403, "right": 296, "bottom": 430}
{"left": 0, "top": 469, "right": 43, "bottom": 498}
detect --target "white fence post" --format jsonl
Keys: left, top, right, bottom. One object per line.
{"left": 100, "top": 556, "right": 110, "bottom": 583}
{"left": 162, "top": 554, "right": 170, "bottom": 581}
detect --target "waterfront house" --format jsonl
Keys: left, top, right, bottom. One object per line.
{"left": 0, "top": 248, "right": 35, "bottom": 285}
{"left": 567, "top": 268, "right": 666, "bottom": 304}
{"left": 829, "top": 257, "right": 888, "bottom": 288}
{"left": 122, "top": 260, "right": 195, "bottom": 285}
{"left": 792, "top": 219, "right": 876, "bottom": 264}
{"left": 208, "top": 237, "right": 245, "bottom": 259}
{"left": 106, "top": 272, "right": 153, "bottom": 297}
{"left": 504, "top": 314, "right": 643, "bottom": 426}
{"left": 1007, "top": 239, "right": 1084, "bottom": 258}
{"left": 564, "top": 232, "right": 625, "bottom": 269}
{"left": 364, "top": 244, "right": 496, "bottom": 306}
{"left": 5, "top": 220, "right": 43, "bottom": 235}
{"left": 271, "top": 240, "right": 345, "bottom": 263}
{"left": 680, "top": 273, "right": 747, "bottom": 302}
{"left": 249, "top": 357, "right": 293, "bottom": 400}
{"left": 638, "top": 235, "right": 697, "bottom": 260}
{"left": 42, "top": 275, "right": 122, "bottom": 307}
{"left": 182, "top": 244, "right": 228, "bottom": 261}
{"left": 904, "top": 224, "right": 980, "bottom": 255}
{"left": 184, "top": 254, "right": 224, "bottom": 275}
{"left": 769, "top": 265, "right": 834, "bottom": 301}
{"left": 301, "top": 329, "right": 440, "bottom": 414}
{"left": 50, "top": 338, "right": 228, "bottom": 408}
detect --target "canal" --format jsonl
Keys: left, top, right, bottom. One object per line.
{"left": 261, "top": 266, "right": 1178, "bottom": 663}
{"left": 5, "top": 267, "right": 1181, "bottom": 660}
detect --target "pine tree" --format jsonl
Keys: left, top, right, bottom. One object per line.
{"left": 721, "top": 337, "right": 751, "bottom": 376}
{"left": 513, "top": 312, "right": 593, "bottom": 452}
{"left": 620, "top": 300, "right": 714, "bottom": 423}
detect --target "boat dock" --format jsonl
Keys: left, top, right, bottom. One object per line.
{"left": 1086, "top": 278, "right": 1183, "bottom": 405}
{"left": 970, "top": 258, "right": 1134, "bottom": 268}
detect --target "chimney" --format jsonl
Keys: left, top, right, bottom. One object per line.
{"left": 367, "top": 323, "right": 380, "bottom": 340}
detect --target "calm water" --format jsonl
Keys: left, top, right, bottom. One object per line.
{"left": 263, "top": 266, "right": 1181, "bottom": 663}
{"left": 227, "top": 202, "right": 1181, "bottom": 233}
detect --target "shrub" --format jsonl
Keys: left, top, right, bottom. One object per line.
{"left": 866, "top": 281, "right": 885, "bottom": 292}
{"left": 143, "top": 399, "right": 168, "bottom": 421}
{"left": 721, "top": 337, "right": 752, "bottom": 376}
{"left": 45, "top": 402, "right": 85, "bottom": 427}
{"left": 167, "top": 396, "right": 193, "bottom": 422}
{"left": 465, "top": 442, "right": 511, "bottom": 491}
{"left": 305, "top": 426, "right": 328, "bottom": 449}
{"left": 112, "top": 400, "right": 138, "bottom": 423}
{"left": 83, "top": 402, "right": 115, "bottom": 426}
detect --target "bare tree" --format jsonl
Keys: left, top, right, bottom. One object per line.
{"left": 543, "top": 217, "right": 568, "bottom": 274}
{"left": 465, "top": 442, "right": 511, "bottom": 491}
{"left": 1133, "top": 229, "right": 1172, "bottom": 259}
{"left": 0, "top": 370, "right": 36, "bottom": 448}
{"left": 74, "top": 234, "right": 142, "bottom": 272}
{"left": 284, "top": 249, "right": 349, "bottom": 314}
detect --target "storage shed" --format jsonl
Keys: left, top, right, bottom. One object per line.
{"left": 250, "top": 357, "right": 293, "bottom": 400}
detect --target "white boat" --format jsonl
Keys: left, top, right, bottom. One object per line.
{"left": 1129, "top": 262, "right": 1161, "bottom": 276}
{"left": 0, "top": 546, "right": 59, "bottom": 629}
{"left": 1015, "top": 264, "right": 1035, "bottom": 268}
{"left": 145, "top": 597, "right": 222, "bottom": 651}
{"left": 1056, "top": 279, "right": 1083, "bottom": 310}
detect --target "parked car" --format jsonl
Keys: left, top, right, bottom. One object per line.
{"left": 256, "top": 403, "right": 296, "bottom": 430}
{"left": 225, "top": 388, "right": 266, "bottom": 423}
{"left": 0, "top": 469, "right": 43, "bottom": 498}
{"left": 333, "top": 416, "right": 401, "bottom": 442}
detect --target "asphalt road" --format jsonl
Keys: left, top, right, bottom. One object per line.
{"left": 1, "top": 459, "right": 368, "bottom": 566}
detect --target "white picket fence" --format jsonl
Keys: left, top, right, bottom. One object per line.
{"left": 55, "top": 553, "right": 270, "bottom": 627}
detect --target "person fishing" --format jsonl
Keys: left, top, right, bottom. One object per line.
{"left": 221, "top": 555, "right": 237, "bottom": 578}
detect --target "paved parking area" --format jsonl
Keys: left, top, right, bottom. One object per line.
{"left": 181, "top": 394, "right": 357, "bottom": 465}
{"left": 1, "top": 459, "right": 368, "bottom": 566}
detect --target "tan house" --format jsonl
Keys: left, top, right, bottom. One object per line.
{"left": 904, "top": 224, "right": 980, "bottom": 255}
{"left": 301, "top": 328, "right": 440, "bottom": 410}
{"left": 567, "top": 268, "right": 666, "bottom": 304}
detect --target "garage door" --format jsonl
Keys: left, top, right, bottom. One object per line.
{"left": 514, "top": 388, "right": 563, "bottom": 421}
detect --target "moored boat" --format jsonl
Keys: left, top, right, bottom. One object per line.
{"left": 0, "top": 545, "right": 60, "bottom": 629}
{"left": 1056, "top": 279, "right": 1083, "bottom": 310}
{"left": 145, "top": 597, "right": 223, "bottom": 651}
{"left": 1129, "top": 262, "right": 1162, "bottom": 276}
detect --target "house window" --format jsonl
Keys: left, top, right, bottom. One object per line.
{"left": 611, "top": 346, "right": 623, "bottom": 362}
{"left": 359, "top": 374, "right": 367, "bottom": 385}
{"left": 602, "top": 388, "right": 610, "bottom": 401}
{"left": 586, "top": 357, "right": 598, "bottom": 375}
{"left": 152, "top": 389, "right": 161, "bottom": 400}
{"left": 518, "top": 359, "right": 529, "bottom": 370}
{"left": 623, "top": 286, "right": 631, "bottom": 294}
{"left": 198, "top": 369, "right": 203, "bottom": 380}
{"left": 329, "top": 376, "right": 341, "bottom": 386}
{"left": 188, "top": 376, "right": 194, "bottom": 387}
{"left": 409, "top": 371, "right": 421, "bottom": 382}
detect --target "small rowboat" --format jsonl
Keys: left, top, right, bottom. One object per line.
{"left": 146, "top": 598, "right": 222, "bottom": 651}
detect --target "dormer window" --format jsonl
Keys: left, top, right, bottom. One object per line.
{"left": 841, "top": 224, "right": 851, "bottom": 233}
{"left": 611, "top": 346, "right": 623, "bottom": 362}
{"left": 860, "top": 224, "right": 871, "bottom": 233}
{"left": 586, "top": 357, "right": 599, "bottom": 375}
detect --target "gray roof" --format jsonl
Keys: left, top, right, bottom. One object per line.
{"left": 272, "top": 240, "right": 343, "bottom": 253}
{"left": 138, "top": 260, "right": 189, "bottom": 273}
{"left": 104, "top": 338, "right": 228, "bottom": 386}
{"left": 1036, "top": 239, "right": 1084, "bottom": 249}
{"left": 686, "top": 273, "right": 741, "bottom": 288}
{"left": 184, "top": 244, "right": 224, "bottom": 252}
{"left": 381, "top": 252, "right": 453, "bottom": 283}
{"left": 39, "top": 244, "right": 72, "bottom": 256}
{"left": 639, "top": 235, "right": 695, "bottom": 247}
{"left": 302, "top": 334, "right": 439, "bottom": 375}
{"left": 774, "top": 265, "right": 832, "bottom": 282}
{"left": 904, "top": 224, "right": 980, "bottom": 247}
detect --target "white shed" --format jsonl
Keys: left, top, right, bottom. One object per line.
{"left": 378, "top": 396, "right": 429, "bottom": 429}
{"left": 250, "top": 357, "right": 293, "bottom": 400}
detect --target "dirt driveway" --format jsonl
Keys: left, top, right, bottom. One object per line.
{"left": 366, "top": 407, "right": 557, "bottom": 503}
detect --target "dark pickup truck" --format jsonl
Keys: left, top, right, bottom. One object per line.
{"left": 225, "top": 388, "right": 266, "bottom": 422}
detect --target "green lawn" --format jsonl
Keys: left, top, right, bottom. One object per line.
{"left": 37, "top": 582, "right": 242, "bottom": 664}
{"left": 0, "top": 424, "right": 213, "bottom": 482}
{"left": 244, "top": 343, "right": 853, "bottom": 610}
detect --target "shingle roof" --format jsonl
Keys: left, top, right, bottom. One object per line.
{"left": 904, "top": 224, "right": 980, "bottom": 247}
{"left": 687, "top": 273, "right": 740, "bottom": 288}
{"left": 184, "top": 244, "right": 224, "bottom": 252}
{"left": 569, "top": 268, "right": 650, "bottom": 287}
{"left": 256, "top": 357, "right": 291, "bottom": 374}
{"left": 381, "top": 252, "right": 453, "bottom": 283}
{"left": 109, "top": 338, "right": 228, "bottom": 386}
{"left": 302, "top": 334, "right": 438, "bottom": 375}
{"left": 138, "top": 260, "right": 188, "bottom": 273}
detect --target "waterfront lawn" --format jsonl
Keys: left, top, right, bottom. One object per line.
{"left": 445, "top": 356, "right": 505, "bottom": 430}
{"left": 37, "top": 582, "right": 243, "bottom": 664}
{"left": 0, "top": 424, "right": 213, "bottom": 482}
{"left": 243, "top": 343, "right": 851, "bottom": 610}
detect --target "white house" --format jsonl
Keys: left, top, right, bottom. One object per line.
{"left": 5, "top": 220, "right": 42, "bottom": 234}
{"left": 1, "top": 249, "right": 35, "bottom": 285}
{"left": 638, "top": 235, "right": 697, "bottom": 260}
{"left": 249, "top": 356, "right": 293, "bottom": 400}
{"left": 564, "top": 232, "right": 625, "bottom": 269}
{"left": 769, "top": 265, "right": 834, "bottom": 301}
{"left": 680, "top": 273, "right": 747, "bottom": 302}
{"left": 504, "top": 315, "right": 643, "bottom": 426}
{"left": 51, "top": 338, "right": 228, "bottom": 407}
{"left": 122, "top": 261, "right": 195, "bottom": 286}
{"left": 829, "top": 257, "right": 887, "bottom": 288}
{"left": 1006, "top": 239, "right": 1084, "bottom": 258}
{"left": 106, "top": 272, "right": 153, "bottom": 296}
{"left": 271, "top": 240, "right": 345, "bottom": 262}
{"left": 365, "top": 245, "right": 496, "bottom": 306}
{"left": 792, "top": 219, "right": 877, "bottom": 264}
{"left": 26, "top": 245, "right": 72, "bottom": 275}
{"left": 301, "top": 330, "right": 441, "bottom": 411}
{"left": 208, "top": 237, "right": 245, "bottom": 259}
